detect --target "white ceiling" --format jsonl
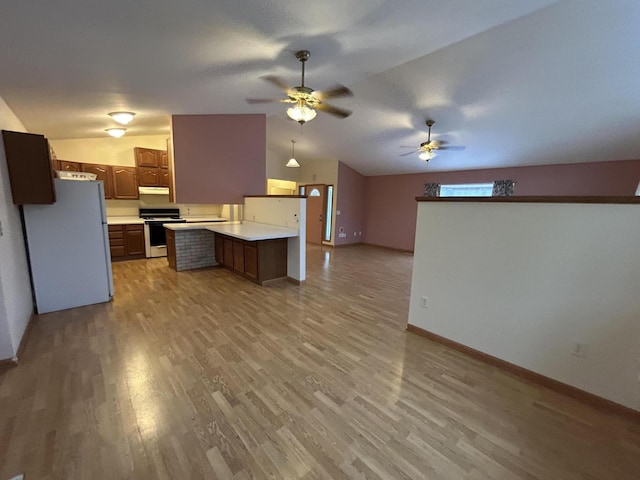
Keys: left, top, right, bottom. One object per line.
{"left": 1, "top": 0, "right": 640, "bottom": 175}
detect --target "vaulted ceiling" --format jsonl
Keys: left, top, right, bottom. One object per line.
{"left": 1, "top": 0, "right": 639, "bottom": 175}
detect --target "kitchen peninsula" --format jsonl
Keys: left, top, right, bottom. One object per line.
{"left": 165, "top": 221, "right": 298, "bottom": 284}
{"left": 164, "top": 194, "right": 307, "bottom": 284}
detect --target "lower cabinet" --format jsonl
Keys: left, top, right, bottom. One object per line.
{"left": 214, "top": 233, "right": 287, "bottom": 284}
{"left": 166, "top": 229, "right": 176, "bottom": 270}
{"left": 108, "top": 224, "right": 146, "bottom": 261}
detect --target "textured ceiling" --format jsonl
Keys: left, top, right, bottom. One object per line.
{"left": 1, "top": 0, "right": 639, "bottom": 175}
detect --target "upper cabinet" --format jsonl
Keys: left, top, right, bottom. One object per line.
{"left": 134, "top": 147, "right": 159, "bottom": 168}
{"left": 159, "top": 150, "right": 168, "bottom": 169}
{"left": 81, "top": 163, "right": 114, "bottom": 199}
{"left": 1, "top": 130, "right": 56, "bottom": 205}
{"left": 134, "top": 146, "right": 170, "bottom": 196}
{"left": 112, "top": 166, "right": 139, "bottom": 199}
{"left": 58, "top": 160, "right": 81, "bottom": 172}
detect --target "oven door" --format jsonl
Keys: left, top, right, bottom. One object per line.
{"left": 145, "top": 220, "right": 185, "bottom": 258}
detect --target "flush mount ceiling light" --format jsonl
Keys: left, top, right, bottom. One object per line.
{"left": 108, "top": 111, "right": 136, "bottom": 125}
{"left": 105, "top": 128, "right": 126, "bottom": 138}
{"left": 246, "top": 50, "right": 353, "bottom": 125}
{"left": 286, "top": 140, "right": 300, "bottom": 168}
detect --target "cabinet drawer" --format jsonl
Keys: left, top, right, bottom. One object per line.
{"left": 109, "top": 231, "right": 124, "bottom": 240}
{"left": 109, "top": 237, "right": 125, "bottom": 247}
{"left": 125, "top": 224, "right": 144, "bottom": 231}
{"left": 108, "top": 225, "right": 124, "bottom": 233}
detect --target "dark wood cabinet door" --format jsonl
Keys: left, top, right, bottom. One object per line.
{"left": 244, "top": 245, "right": 258, "bottom": 279}
{"left": 125, "top": 226, "right": 145, "bottom": 256}
{"left": 159, "top": 169, "right": 171, "bottom": 187}
{"left": 134, "top": 147, "right": 159, "bottom": 167}
{"left": 58, "top": 160, "right": 81, "bottom": 172}
{"left": 138, "top": 167, "right": 159, "bottom": 187}
{"left": 166, "top": 229, "right": 176, "bottom": 270}
{"left": 215, "top": 234, "right": 224, "bottom": 264}
{"left": 1, "top": 130, "right": 55, "bottom": 205}
{"left": 159, "top": 150, "right": 168, "bottom": 168}
{"left": 81, "top": 163, "right": 114, "bottom": 199}
{"left": 112, "top": 167, "right": 139, "bottom": 199}
{"left": 233, "top": 241, "right": 244, "bottom": 273}
{"left": 222, "top": 237, "right": 234, "bottom": 268}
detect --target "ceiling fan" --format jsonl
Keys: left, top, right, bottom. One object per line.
{"left": 246, "top": 50, "right": 353, "bottom": 124}
{"left": 402, "top": 120, "right": 465, "bottom": 161}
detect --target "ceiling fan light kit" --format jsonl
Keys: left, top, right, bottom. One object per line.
{"left": 287, "top": 100, "right": 317, "bottom": 124}
{"left": 403, "top": 119, "right": 465, "bottom": 162}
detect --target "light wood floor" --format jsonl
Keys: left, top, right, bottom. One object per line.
{"left": 1, "top": 245, "right": 639, "bottom": 479}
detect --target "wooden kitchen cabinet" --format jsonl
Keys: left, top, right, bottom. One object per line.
{"left": 222, "top": 237, "right": 234, "bottom": 268}
{"left": 112, "top": 166, "right": 139, "bottom": 199}
{"left": 58, "top": 160, "right": 81, "bottom": 172}
{"left": 233, "top": 242, "right": 244, "bottom": 273}
{"left": 215, "top": 233, "right": 287, "bottom": 284}
{"left": 134, "top": 147, "right": 170, "bottom": 190}
{"left": 108, "top": 224, "right": 145, "bottom": 261}
{"left": 244, "top": 244, "right": 258, "bottom": 279}
{"left": 134, "top": 147, "right": 159, "bottom": 167}
{"left": 159, "top": 150, "right": 168, "bottom": 168}
{"left": 81, "top": 163, "right": 113, "bottom": 199}
{"left": 125, "top": 224, "right": 145, "bottom": 256}
{"left": 159, "top": 169, "right": 171, "bottom": 187}
{"left": 166, "top": 229, "right": 176, "bottom": 270}
{"left": 1, "top": 130, "right": 56, "bottom": 205}
{"left": 138, "top": 167, "right": 159, "bottom": 187}
{"left": 214, "top": 235, "right": 224, "bottom": 265}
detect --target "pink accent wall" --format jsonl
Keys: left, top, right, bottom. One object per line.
{"left": 172, "top": 114, "right": 266, "bottom": 204}
{"left": 364, "top": 159, "right": 640, "bottom": 252}
{"left": 335, "top": 162, "right": 366, "bottom": 245}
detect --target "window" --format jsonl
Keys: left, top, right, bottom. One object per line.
{"left": 439, "top": 183, "right": 494, "bottom": 197}
{"left": 324, "top": 185, "right": 333, "bottom": 242}
{"left": 309, "top": 188, "right": 321, "bottom": 197}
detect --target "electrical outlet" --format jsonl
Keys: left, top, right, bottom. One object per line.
{"left": 570, "top": 342, "right": 587, "bottom": 358}
{"left": 336, "top": 210, "right": 341, "bottom": 215}
{"left": 420, "top": 296, "right": 429, "bottom": 308}
{"left": 353, "top": 232, "right": 357, "bottom": 236}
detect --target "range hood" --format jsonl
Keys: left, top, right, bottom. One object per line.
{"left": 138, "top": 186, "right": 169, "bottom": 195}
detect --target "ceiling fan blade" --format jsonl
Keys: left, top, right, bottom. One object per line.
{"left": 400, "top": 150, "right": 417, "bottom": 157}
{"left": 245, "top": 98, "right": 279, "bottom": 104}
{"left": 261, "top": 75, "right": 292, "bottom": 93}
{"left": 439, "top": 145, "right": 466, "bottom": 151}
{"left": 315, "top": 84, "right": 353, "bottom": 100}
{"left": 316, "top": 102, "right": 352, "bottom": 118}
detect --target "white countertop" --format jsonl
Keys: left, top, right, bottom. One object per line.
{"left": 164, "top": 221, "right": 238, "bottom": 231}
{"left": 107, "top": 216, "right": 145, "bottom": 225}
{"left": 205, "top": 221, "right": 299, "bottom": 241}
{"left": 181, "top": 216, "right": 227, "bottom": 223}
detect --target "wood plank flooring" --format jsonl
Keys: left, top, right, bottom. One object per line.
{"left": 1, "top": 244, "right": 639, "bottom": 479}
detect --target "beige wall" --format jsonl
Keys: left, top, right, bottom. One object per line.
{"left": 409, "top": 200, "right": 640, "bottom": 411}
{"left": 50, "top": 135, "right": 168, "bottom": 166}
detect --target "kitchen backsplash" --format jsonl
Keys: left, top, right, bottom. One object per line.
{"left": 105, "top": 198, "right": 223, "bottom": 217}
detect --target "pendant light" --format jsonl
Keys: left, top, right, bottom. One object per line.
{"left": 286, "top": 140, "right": 300, "bottom": 167}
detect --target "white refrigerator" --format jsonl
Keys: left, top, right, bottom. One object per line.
{"left": 22, "top": 179, "right": 114, "bottom": 314}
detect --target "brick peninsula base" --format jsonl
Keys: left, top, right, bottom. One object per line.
{"left": 166, "top": 228, "right": 217, "bottom": 271}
